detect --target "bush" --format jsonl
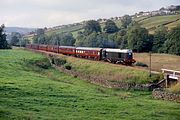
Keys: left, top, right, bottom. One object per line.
{"left": 135, "top": 62, "right": 148, "bottom": 67}
{"left": 64, "top": 63, "right": 72, "bottom": 70}
{"left": 25, "top": 58, "right": 51, "bottom": 69}
{"left": 167, "top": 83, "right": 180, "bottom": 94}
{"left": 53, "top": 57, "right": 67, "bottom": 66}
{"left": 34, "top": 58, "right": 51, "bottom": 69}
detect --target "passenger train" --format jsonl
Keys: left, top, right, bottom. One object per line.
{"left": 26, "top": 44, "right": 136, "bottom": 65}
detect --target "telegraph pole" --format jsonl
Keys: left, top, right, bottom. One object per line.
{"left": 149, "top": 51, "right": 152, "bottom": 77}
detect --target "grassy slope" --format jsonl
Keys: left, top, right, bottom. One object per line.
{"left": 64, "top": 56, "right": 161, "bottom": 84}
{"left": 0, "top": 49, "right": 179, "bottom": 119}
{"left": 134, "top": 53, "right": 180, "bottom": 72}
{"left": 45, "top": 24, "right": 83, "bottom": 37}
{"left": 137, "top": 14, "right": 180, "bottom": 33}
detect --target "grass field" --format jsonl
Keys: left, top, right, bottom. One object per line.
{"left": 45, "top": 24, "right": 84, "bottom": 36}
{"left": 0, "top": 49, "right": 179, "bottom": 119}
{"left": 138, "top": 14, "right": 180, "bottom": 33}
{"left": 134, "top": 53, "right": 180, "bottom": 72}
{"left": 64, "top": 56, "right": 161, "bottom": 84}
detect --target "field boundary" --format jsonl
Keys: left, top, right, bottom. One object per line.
{"left": 153, "top": 88, "right": 180, "bottom": 102}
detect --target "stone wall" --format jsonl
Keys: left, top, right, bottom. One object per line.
{"left": 152, "top": 88, "right": 180, "bottom": 102}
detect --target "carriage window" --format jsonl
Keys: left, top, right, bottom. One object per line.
{"left": 118, "top": 53, "right": 121, "bottom": 58}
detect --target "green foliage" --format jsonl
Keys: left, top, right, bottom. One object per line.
{"left": 127, "top": 22, "right": 152, "bottom": 52}
{"left": 104, "top": 20, "right": 119, "bottom": 33}
{"left": 167, "top": 83, "right": 180, "bottom": 94}
{"left": 26, "top": 58, "right": 51, "bottom": 69}
{"left": 10, "top": 32, "right": 22, "bottom": 46}
{"left": 33, "top": 32, "right": 75, "bottom": 46}
{"left": 164, "top": 25, "right": 180, "bottom": 55}
{"left": 84, "top": 20, "right": 101, "bottom": 35}
{"left": 152, "top": 26, "right": 168, "bottom": 53}
{"left": 59, "top": 32, "right": 75, "bottom": 46}
{"left": 121, "top": 15, "right": 132, "bottom": 28}
{"left": 64, "top": 63, "right": 72, "bottom": 70}
{"left": 36, "top": 28, "right": 45, "bottom": 36}
{"left": 74, "top": 31, "right": 85, "bottom": 46}
{"left": 53, "top": 57, "right": 67, "bottom": 66}
{"left": 75, "top": 32, "right": 117, "bottom": 48}
{"left": 33, "top": 34, "right": 50, "bottom": 44}
{"left": 135, "top": 62, "right": 148, "bottom": 67}
{"left": 0, "top": 24, "right": 11, "bottom": 49}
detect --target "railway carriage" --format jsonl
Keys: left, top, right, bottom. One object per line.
{"left": 31, "top": 44, "right": 39, "bottom": 50}
{"left": 26, "top": 44, "right": 32, "bottom": 49}
{"left": 39, "top": 44, "right": 47, "bottom": 51}
{"left": 53, "top": 45, "right": 59, "bottom": 53}
{"left": 76, "top": 47, "right": 102, "bottom": 60}
{"left": 47, "top": 45, "right": 58, "bottom": 53}
{"left": 59, "top": 46, "right": 76, "bottom": 55}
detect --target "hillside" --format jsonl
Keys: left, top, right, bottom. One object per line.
{"left": 5, "top": 27, "right": 36, "bottom": 34}
{"left": 135, "top": 14, "right": 180, "bottom": 34}
{"left": 0, "top": 49, "right": 179, "bottom": 119}
{"left": 38, "top": 14, "right": 180, "bottom": 38}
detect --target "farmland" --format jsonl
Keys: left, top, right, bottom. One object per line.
{"left": 134, "top": 53, "right": 180, "bottom": 72}
{"left": 0, "top": 49, "right": 179, "bottom": 120}
{"left": 137, "top": 14, "right": 180, "bottom": 33}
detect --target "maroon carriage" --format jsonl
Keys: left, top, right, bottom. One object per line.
{"left": 59, "top": 46, "right": 76, "bottom": 55}
{"left": 76, "top": 47, "right": 102, "bottom": 60}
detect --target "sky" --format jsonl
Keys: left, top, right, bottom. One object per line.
{"left": 0, "top": 0, "right": 179, "bottom": 28}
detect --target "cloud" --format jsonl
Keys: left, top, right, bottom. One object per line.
{"left": 0, "top": 0, "right": 179, "bottom": 27}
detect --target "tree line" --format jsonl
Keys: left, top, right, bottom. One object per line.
{"left": 1, "top": 15, "right": 180, "bottom": 55}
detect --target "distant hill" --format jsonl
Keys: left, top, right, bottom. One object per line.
{"left": 40, "top": 14, "right": 180, "bottom": 38}
{"left": 134, "top": 14, "right": 180, "bottom": 34}
{"left": 5, "top": 27, "right": 36, "bottom": 34}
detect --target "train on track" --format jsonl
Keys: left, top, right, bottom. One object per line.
{"left": 26, "top": 44, "right": 136, "bottom": 65}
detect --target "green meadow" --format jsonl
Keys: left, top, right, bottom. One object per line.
{"left": 0, "top": 49, "right": 179, "bottom": 120}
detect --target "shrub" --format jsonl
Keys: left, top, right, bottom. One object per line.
{"left": 135, "top": 62, "right": 148, "bottom": 67}
{"left": 64, "top": 63, "right": 72, "bottom": 70}
{"left": 25, "top": 58, "right": 51, "bottom": 69}
{"left": 53, "top": 57, "right": 67, "bottom": 66}
{"left": 34, "top": 58, "right": 51, "bottom": 69}
{"left": 167, "top": 83, "right": 180, "bottom": 94}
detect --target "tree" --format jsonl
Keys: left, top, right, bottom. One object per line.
{"left": 114, "top": 29, "right": 128, "bottom": 48}
{"left": 60, "top": 33, "right": 75, "bottom": 46}
{"left": 104, "top": 20, "right": 119, "bottom": 33}
{"left": 36, "top": 28, "right": 45, "bottom": 36}
{"left": 84, "top": 20, "right": 101, "bottom": 35}
{"left": 75, "top": 31, "right": 85, "bottom": 47}
{"left": 0, "top": 24, "right": 10, "bottom": 49}
{"left": 121, "top": 15, "right": 132, "bottom": 28}
{"left": 127, "top": 23, "right": 151, "bottom": 52}
{"left": 152, "top": 26, "right": 167, "bottom": 53}
{"left": 164, "top": 26, "right": 180, "bottom": 55}
{"left": 10, "top": 32, "right": 22, "bottom": 46}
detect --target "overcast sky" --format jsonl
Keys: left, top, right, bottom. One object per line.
{"left": 0, "top": 0, "right": 179, "bottom": 28}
